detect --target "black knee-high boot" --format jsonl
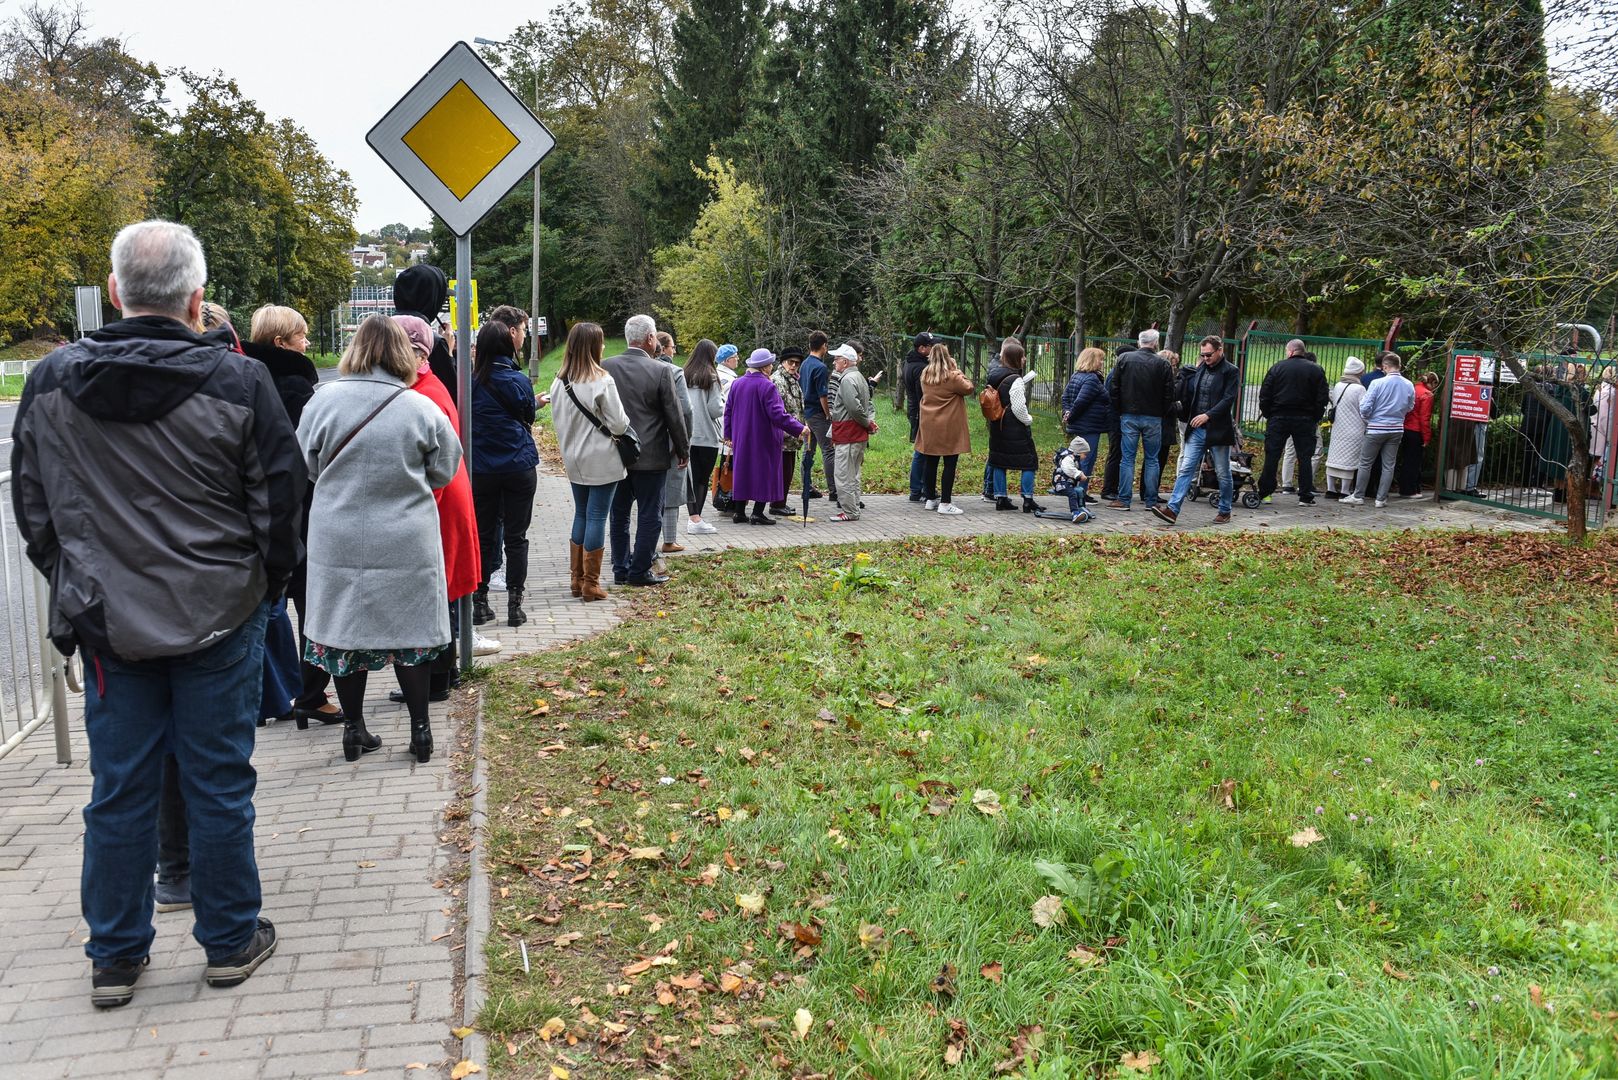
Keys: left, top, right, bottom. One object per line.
{"left": 333, "top": 672, "right": 381, "bottom": 762}
{"left": 395, "top": 662, "right": 433, "bottom": 763}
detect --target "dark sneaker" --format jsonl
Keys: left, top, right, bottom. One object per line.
{"left": 155, "top": 877, "right": 192, "bottom": 913}
{"left": 205, "top": 918, "right": 278, "bottom": 988}
{"left": 1151, "top": 505, "right": 1178, "bottom": 525}
{"left": 91, "top": 956, "right": 148, "bottom": 1008}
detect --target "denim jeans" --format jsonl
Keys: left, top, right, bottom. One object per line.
{"left": 992, "top": 468, "right": 1035, "bottom": 498}
{"left": 610, "top": 468, "right": 667, "bottom": 579}
{"left": 156, "top": 755, "right": 187, "bottom": 885}
{"left": 83, "top": 601, "right": 269, "bottom": 963}
{"left": 908, "top": 450, "right": 925, "bottom": 498}
{"left": 259, "top": 596, "right": 299, "bottom": 722}
{"left": 1117, "top": 414, "right": 1164, "bottom": 507}
{"left": 1167, "top": 426, "right": 1233, "bottom": 514}
{"left": 569, "top": 481, "right": 618, "bottom": 550}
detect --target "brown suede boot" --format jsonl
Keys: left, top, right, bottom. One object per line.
{"left": 568, "top": 541, "right": 583, "bottom": 598}
{"left": 580, "top": 548, "right": 608, "bottom": 602}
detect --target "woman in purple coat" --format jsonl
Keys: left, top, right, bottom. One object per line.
{"left": 723, "top": 348, "right": 808, "bottom": 525}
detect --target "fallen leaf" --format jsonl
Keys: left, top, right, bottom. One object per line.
{"left": 698, "top": 863, "right": 721, "bottom": 885}
{"left": 1121, "top": 1049, "right": 1161, "bottom": 1072}
{"left": 449, "top": 1063, "right": 481, "bottom": 1080}
{"left": 793, "top": 1007, "right": 813, "bottom": 1040}
{"left": 858, "top": 923, "right": 887, "bottom": 950}
{"left": 1066, "top": 945, "right": 1106, "bottom": 967}
{"left": 944, "top": 1017, "right": 969, "bottom": 1066}
{"left": 670, "top": 971, "right": 704, "bottom": 990}
{"left": 1289, "top": 827, "right": 1324, "bottom": 848}
{"left": 971, "top": 789, "right": 1002, "bottom": 816}
{"left": 551, "top": 1067, "right": 570, "bottom": 1080}
{"left": 736, "top": 892, "right": 766, "bottom": 917}
{"left": 991, "top": 1024, "right": 1043, "bottom": 1073}
{"left": 1382, "top": 960, "right": 1411, "bottom": 981}
{"left": 451, "top": 1026, "right": 475, "bottom": 1039}
{"left": 553, "top": 932, "right": 583, "bottom": 948}
{"left": 719, "top": 972, "right": 745, "bottom": 994}
{"left": 980, "top": 961, "right": 1003, "bottom": 983}
{"left": 1031, "top": 895, "right": 1067, "bottom": 928}
{"left": 623, "top": 957, "right": 655, "bottom": 977}
{"left": 930, "top": 962, "right": 958, "bottom": 998}
{"left": 628, "top": 846, "right": 664, "bottom": 861}
{"left": 356, "top": 861, "right": 377, "bottom": 869}
{"left": 1211, "top": 778, "right": 1236, "bottom": 811}
{"left": 1529, "top": 983, "right": 1546, "bottom": 1009}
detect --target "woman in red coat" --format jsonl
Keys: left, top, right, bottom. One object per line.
{"left": 394, "top": 316, "right": 491, "bottom": 692}
{"left": 1396, "top": 370, "right": 1438, "bottom": 498}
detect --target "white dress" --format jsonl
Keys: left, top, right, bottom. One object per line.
{"left": 1325, "top": 380, "right": 1368, "bottom": 483}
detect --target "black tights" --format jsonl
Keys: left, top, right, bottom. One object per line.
{"left": 333, "top": 662, "right": 432, "bottom": 731}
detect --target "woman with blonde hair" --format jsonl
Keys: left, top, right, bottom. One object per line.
{"left": 914, "top": 341, "right": 974, "bottom": 513}
{"left": 1059, "top": 346, "right": 1112, "bottom": 495}
{"left": 549, "top": 322, "right": 631, "bottom": 601}
{"left": 296, "top": 315, "right": 462, "bottom": 764}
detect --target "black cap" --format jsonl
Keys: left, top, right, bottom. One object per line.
{"left": 913, "top": 333, "right": 935, "bottom": 349}
{"left": 780, "top": 345, "right": 806, "bottom": 361}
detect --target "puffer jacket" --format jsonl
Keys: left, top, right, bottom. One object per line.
{"left": 11, "top": 316, "right": 306, "bottom": 660}
{"left": 1061, "top": 370, "right": 1112, "bottom": 434}
{"left": 470, "top": 353, "right": 540, "bottom": 474}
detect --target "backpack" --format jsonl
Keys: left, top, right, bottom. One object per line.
{"left": 979, "top": 379, "right": 1006, "bottom": 422}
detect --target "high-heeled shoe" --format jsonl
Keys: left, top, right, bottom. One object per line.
{"left": 293, "top": 705, "right": 344, "bottom": 731}
{"left": 342, "top": 717, "right": 381, "bottom": 762}
{"left": 408, "top": 716, "right": 433, "bottom": 764}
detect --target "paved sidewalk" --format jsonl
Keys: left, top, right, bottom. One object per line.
{"left": 0, "top": 470, "right": 618, "bottom": 1080}
{"left": 0, "top": 464, "right": 1540, "bottom": 1079}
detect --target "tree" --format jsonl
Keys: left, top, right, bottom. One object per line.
{"left": 265, "top": 119, "right": 358, "bottom": 322}
{"left": 654, "top": 158, "right": 770, "bottom": 345}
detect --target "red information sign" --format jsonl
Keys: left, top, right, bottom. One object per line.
{"left": 1453, "top": 353, "right": 1482, "bottom": 385}
{"left": 1451, "top": 382, "right": 1492, "bottom": 422}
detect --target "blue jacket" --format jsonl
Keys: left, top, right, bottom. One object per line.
{"left": 1359, "top": 372, "right": 1414, "bottom": 433}
{"left": 471, "top": 356, "right": 539, "bottom": 474}
{"left": 1061, "top": 370, "right": 1112, "bottom": 434}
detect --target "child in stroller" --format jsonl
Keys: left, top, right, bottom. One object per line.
{"left": 1187, "top": 442, "right": 1263, "bottom": 509}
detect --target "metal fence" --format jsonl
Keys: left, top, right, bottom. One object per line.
{"left": 1433, "top": 353, "right": 1615, "bottom": 530}
{"left": 0, "top": 471, "right": 76, "bottom": 764}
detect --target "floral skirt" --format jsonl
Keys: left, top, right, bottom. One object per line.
{"left": 302, "top": 640, "right": 448, "bottom": 678}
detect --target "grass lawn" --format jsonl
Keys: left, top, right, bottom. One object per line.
{"left": 475, "top": 530, "right": 1618, "bottom": 1078}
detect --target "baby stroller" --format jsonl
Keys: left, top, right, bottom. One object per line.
{"left": 1188, "top": 445, "right": 1263, "bottom": 509}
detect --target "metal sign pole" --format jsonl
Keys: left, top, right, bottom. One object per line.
{"left": 457, "top": 232, "right": 475, "bottom": 673}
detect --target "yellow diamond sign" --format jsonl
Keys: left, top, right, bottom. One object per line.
{"left": 402, "top": 81, "right": 519, "bottom": 200}
{"left": 368, "top": 42, "right": 555, "bottom": 236}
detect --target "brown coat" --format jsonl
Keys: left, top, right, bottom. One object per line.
{"left": 914, "top": 368, "right": 974, "bottom": 456}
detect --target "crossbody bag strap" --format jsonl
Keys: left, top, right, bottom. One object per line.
{"left": 561, "top": 377, "right": 614, "bottom": 438}
{"left": 326, "top": 387, "right": 409, "bottom": 466}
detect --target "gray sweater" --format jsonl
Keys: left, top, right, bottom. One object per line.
{"left": 296, "top": 373, "right": 462, "bottom": 651}
{"left": 686, "top": 380, "right": 724, "bottom": 448}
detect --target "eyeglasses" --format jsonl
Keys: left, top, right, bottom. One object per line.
{"left": 1199, "top": 352, "right": 1215, "bottom": 359}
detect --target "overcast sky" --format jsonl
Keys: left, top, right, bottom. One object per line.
{"left": 69, "top": 0, "right": 553, "bottom": 229}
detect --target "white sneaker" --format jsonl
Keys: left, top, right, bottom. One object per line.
{"left": 1406, "top": 493, "right": 1427, "bottom": 501}
{"left": 472, "top": 633, "right": 503, "bottom": 656}
{"left": 1374, "top": 499, "right": 1387, "bottom": 508}
{"left": 937, "top": 502, "right": 964, "bottom": 515}
{"left": 687, "top": 520, "right": 717, "bottom": 535}
{"left": 487, "top": 568, "right": 506, "bottom": 592}
{"left": 924, "top": 499, "right": 939, "bottom": 511}
{"left": 1340, "top": 495, "right": 1363, "bottom": 506}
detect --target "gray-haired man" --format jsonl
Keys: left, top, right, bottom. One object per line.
{"left": 604, "top": 314, "right": 690, "bottom": 585}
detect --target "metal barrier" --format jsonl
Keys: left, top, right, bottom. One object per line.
{"left": 0, "top": 471, "right": 75, "bottom": 764}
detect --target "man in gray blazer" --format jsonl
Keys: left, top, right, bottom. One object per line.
{"left": 604, "top": 314, "right": 691, "bottom": 585}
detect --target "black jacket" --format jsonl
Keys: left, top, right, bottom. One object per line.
{"left": 240, "top": 340, "right": 320, "bottom": 427}
{"left": 985, "top": 361, "right": 1038, "bottom": 470}
{"left": 11, "top": 317, "right": 306, "bottom": 659}
{"left": 1107, "top": 348, "right": 1178, "bottom": 418}
{"left": 902, "top": 349, "right": 929, "bottom": 438}
{"left": 1259, "top": 355, "right": 1330, "bottom": 421}
{"left": 393, "top": 264, "right": 458, "bottom": 403}
{"left": 1179, "top": 358, "right": 1241, "bottom": 446}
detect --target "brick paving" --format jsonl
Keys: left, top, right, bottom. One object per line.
{"left": 0, "top": 464, "right": 1542, "bottom": 1078}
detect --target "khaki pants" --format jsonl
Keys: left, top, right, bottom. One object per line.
{"left": 834, "top": 441, "right": 866, "bottom": 517}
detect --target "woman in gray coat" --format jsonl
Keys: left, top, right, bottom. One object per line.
{"left": 296, "top": 316, "right": 462, "bottom": 764}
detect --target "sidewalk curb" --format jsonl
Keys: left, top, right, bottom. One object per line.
{"left": 461, "top": 691, "right": 491, "bottom": 1070}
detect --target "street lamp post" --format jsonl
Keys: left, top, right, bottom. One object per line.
{"left": 476, "top": 36, "right": 544, "bottom": 378}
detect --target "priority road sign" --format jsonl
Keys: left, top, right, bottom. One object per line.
{"left": 367, "top": 41, "right": 556, "bottom": 238}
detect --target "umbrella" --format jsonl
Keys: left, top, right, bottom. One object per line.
{"left": 801, "top": 438, "right": 812, "bottom": 527}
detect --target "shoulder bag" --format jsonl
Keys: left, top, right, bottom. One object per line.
{"left": 317, "top": 386, "right": 408, "bottom": 484}
{"left": 562, "top": 377, "right": 640, "bottom": 468}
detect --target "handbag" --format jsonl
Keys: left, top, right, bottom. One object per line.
{"left": 712, "top": 451, "right": 735, "bottom": 512}
{"left": 317, "top": 386, "right": 408, "bottom": 486}
{"left": 562, "top": 377, "right": 640, "bottom": 468}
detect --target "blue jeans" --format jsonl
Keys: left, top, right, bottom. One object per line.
{"left": 259, "top": 596, "right": 298, "bottom": 721}
{"left": 569, "top": 481, "right": 618, "bottom": 550}
{"left": 908, "top": 450, "right": 925, "bottom": 498}
{"left": 1117, "top": 414, "right": 1163, "bottom": 508}
{"left": 993, "top": 468, "right": 1035, "bottom": 498}
{"left": 83, "top": 601, "right": 270, "bottom": 963}
{"left": 1167, "top": 426, "right": 1233, "bottom": 514}
{"left": 609, "top": 468, "right": 666, "bottom": 580}
{"left": 982, "top": 460, "right": 995, "bottom": 497}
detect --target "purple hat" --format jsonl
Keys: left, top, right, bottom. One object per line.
{"left": 745, "top": 348, "right": 775, "bottom": 369}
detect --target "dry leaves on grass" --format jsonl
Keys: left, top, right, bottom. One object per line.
{"left": 449, "top": 1063, "right": 481, "bottom": 1080}
{"left": 1289, "top": 827, "right": 1325, "bottom": 848}
{"left": 538, "top": 1017, "right": 567, "bottom": 1042}
{"left": 1067, "top": 945, "right": 1106, "bottom": 967}
{"left": 793, "top": 1008, "right": 813, "bottom": 1040}
{"left": 858, "top": 922, "right": 887, "bottom": 950}
{"left": 1031, "top": 896, "right": 1067, "bottom": 928}
{"left": 1210, "top": 778, "right": 1237, "bottom": 811}
{"left": 944, "top": 1018, "right": 969, "bottom": 1067}
{"left": 736, "top": 892, "right": 767, "bottom": 917}
{"left": 1382, "top": 960, "right": 1412, "bottom": 981}
{"left": 972, "top": 788, "right": 1003, "bottom": 815}
{"left": 980, "top": 961, "right": 1003, "bottom": 983}
{"left": 991, "top": 1024, "right": 1043, "bottom": 1074}
{"left": 1121, "top": 1049, "right": 1161, "bottom": 1072}
{"left": 930, "top": 963, "right": 958, "bottom": 998}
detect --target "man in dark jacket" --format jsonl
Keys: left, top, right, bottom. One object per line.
{"left": 902, "top": 333, "right": 933, "bottom": 500}
{"left": 393, "top": 264, "right": 458, "bottom": 403}
{"left": 1256, "top": 338, "right": 1330, "bottom": 504}
{"left": 11, "top": 221, "right": 303, "bottom": 1007}
{"left": 1104, "top": 330, "right": 1178, "bottom": 510}
{"left": 1153, "top": 336, "right": 1241, "bottom": 525}
{"left": 604, "top": 314, "right": 691, "bottom": 586}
